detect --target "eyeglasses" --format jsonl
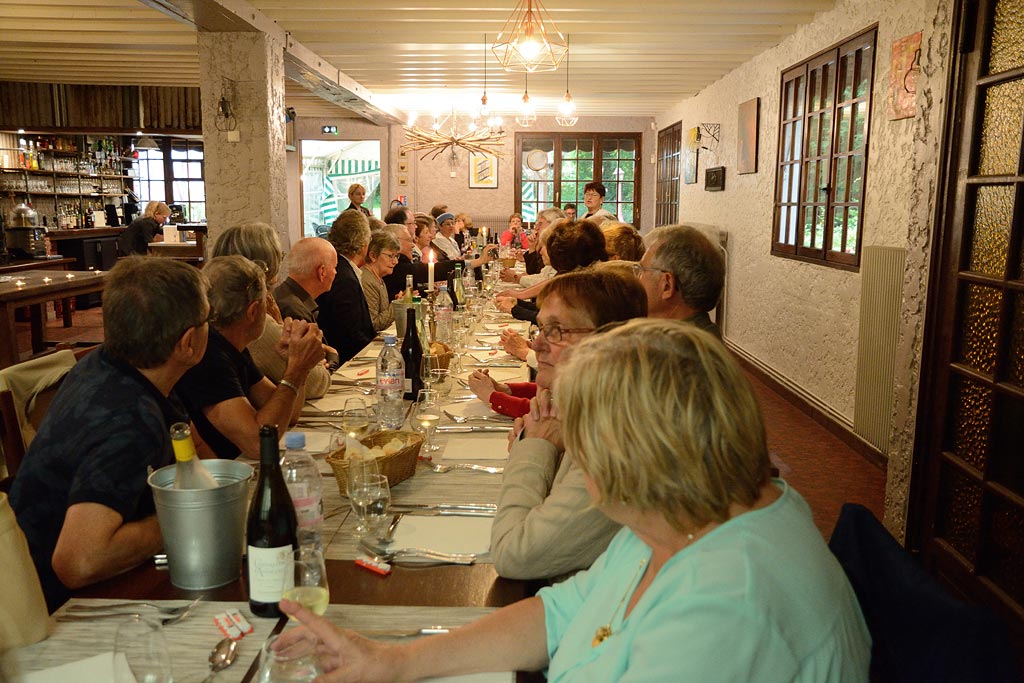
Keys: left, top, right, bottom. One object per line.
{"left": 631, "top": 263, "right": 667, "bottom": 278}
{"left": 583, "top": 191, "right": 600, "bottom": 198}
{"left": 535, "top": 322, "right": 595, "bottom": 344}
{"left": 380, "top": 251, "right": 400, "bottom": 262}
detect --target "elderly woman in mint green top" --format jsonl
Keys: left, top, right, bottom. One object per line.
{"left": 274, "top": 319, "right": 871, "bottom": 682}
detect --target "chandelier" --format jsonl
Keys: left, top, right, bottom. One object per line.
{"left": 555, "top": 34, "right": 578, "bottom": 127}
{"left": 491, "top": 0, "right": 568, "bottom": 73}
{"left": 401, "top": 107, "right": 506, "bottom": 160}
{"left": 516, "top": 74, "right": 536, "bottom": 127}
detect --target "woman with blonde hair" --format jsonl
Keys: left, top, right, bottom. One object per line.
{"left": 117, "top": 200, "right": 169, "bottom": 255}
{"left": 211, "top": 222, "right": 332, "bottom": 399}
{"left": 346, "top": 183, "right": 371, "bottom": 217}
{"left": 601, "top": 221, "right": 645, "bottom": 261}
{"left": 278, "top": 319, "right": 870, "bottom": 682}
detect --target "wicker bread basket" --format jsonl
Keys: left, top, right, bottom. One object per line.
{"left": 325, "top": 430, "right": 423, "bottom": 492}
{"left": 426, "top": 342, "right": 453, "bottom": 371}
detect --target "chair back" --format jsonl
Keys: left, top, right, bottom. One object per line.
{"left": 0, "top": 492, "right": 48, "bottom": 651}
{"left": 828, "top": 503, "right": 1018, "bottom": 682}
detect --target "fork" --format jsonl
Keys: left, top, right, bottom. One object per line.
{"left": 66, "top": 596, "right": 201, "bottom": 616}
{"left": 428, "top": 461, "right": 504, "bottom": 474}
{"left": 59, "top": 600, "right": 200, "bottom": 627}
{"left": 442, "top": 409, "right": 512, "bottom": 424}
{"left": 358, "top": 540, "right": 476, "bottom": 565}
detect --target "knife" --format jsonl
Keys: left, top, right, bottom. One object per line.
{"left": 391, "top": 503, "right": 496, "bottom": 512}
{"left": 403, "top": 509, "right": 495, "bottom": 517}
{"left": 463, "top": 363, "right": 521, "bottom": 368}
{"left": 437, "top": 425, "right": 512, "bottom": 433}
{"left": 358, "top": 627, "right": 451, "bottom": 638}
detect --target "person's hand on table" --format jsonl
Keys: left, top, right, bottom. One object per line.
{"left": 494, "top": 295, "right": 516, "bottom": 314}
{"left": 468, "top": 369, "right": 510, "bottom": 401}
{"left": 523, "top": 388, "right": 562, "bottom": 451}
{"left": 499, "top": 268, "right": 520, "bottom": 283}
{"left": 500, "top": 329, "right": 529, "bottom": 361}
{"left": 277, "top": 599, "right": 400, "bottom": 682}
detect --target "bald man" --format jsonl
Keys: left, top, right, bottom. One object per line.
{"left": 275, "top": 237, "right": 338, "bottom": 324}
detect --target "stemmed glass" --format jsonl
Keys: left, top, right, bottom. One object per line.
{"left": 340, "top": 397, "right": 375, "bottom": 439}
{"left": 281, "top": 547, "right": 330, "bottom": 617}
{"left": 451, "top": 327, "right": 469, "bottom": 374}
{"left": 348, "top": 473, "right": 390, "bottom": 542}
{"left": 430, "top": 367, "right": 451, "bottom": 398}
{"left": 420, "top": 353, "right": 436, "bottom": 391}
{"left": 412, "top": 389, "right": 441, "bottom": 453}
{"left": 257, "top": 634, "right": 322, "bottom": 683}
{"left": 344, "top": 455, "right": 381, "bottom": 538}
{"left": 114, "top": 616, "right": 172, "bottom": 683}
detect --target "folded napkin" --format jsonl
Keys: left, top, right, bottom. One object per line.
{"left": 391, "top": 514, "right": 492, "bottom": 556}
{"left": 310, "top": 393, "right": 377, "bottom": 413}
{"left": 456, "top": 367, "right": 521, "bottom": 383}
{"left": 425, "top": 673, "right": 512, "bottom": 683}
{"left": 19, "top": 652, "right": 132, "bottom": 683}
{"left": 469, "top": 350, "right": 517, "bottom": 363}
{"left": 336, "top": 366, "right": 375, "bottom": 381}
{"left": 442, "top": 434, "right": 510, "bottom": 461}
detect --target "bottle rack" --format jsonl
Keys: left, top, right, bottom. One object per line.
{"left": 0, "top": 132, "right": 138, "bottom": 230}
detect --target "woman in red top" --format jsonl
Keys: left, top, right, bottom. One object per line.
{"left": 499, "top": 213, "right": 530, "bottom": 250}
{"left": 468, "top": 267, "right": 647, "bottom": 417}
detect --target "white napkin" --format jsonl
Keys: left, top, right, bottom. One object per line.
{"left": 279, "top": 431, "right": 334, "bottom": 453}
{"left": 442, "top": 401, "right": 503, "bottom": 419}
{"left": 474, "top": 335, "right": 501, "bottom": 346}
{"left": 336, "top": 366, "right": 376, "bottom": 381}
{"left": 456, "top": 367, "right": 522, "bottom": 383}
{"left": 469, "top": 350, "right": 516, "bottom": 363}
{"left": 310, "top": 393, "right": 377, "bottom": 412}
{"left": 390, "top": 515, "right": 492, "bottom": 556}
{"left": 20, "top": 652, "right": 132, "bottom": 683}
{"left": 484, "top": 322, "right": 528, "bottom": 332}
{"left": 425, "top": 674, "right": 512, "bottom": 683}
{"left": 442, "top": 434, "right": 510, "bottom": 461}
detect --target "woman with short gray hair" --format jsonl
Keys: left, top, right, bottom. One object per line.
{"left": 360, "top": 230, "right": 401, "bottom": 331}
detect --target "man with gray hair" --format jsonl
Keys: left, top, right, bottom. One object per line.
{"left": 316, "top": 209, "right": 376, "bottom": 363}
{"left": 11, "top": 257, "right": 210, "bottom": 610}
{"left": 636, "top": 225, "right": 724, "bottom": 339}
{"left": 275, "top": 237, "right": 338, "bottom": 323}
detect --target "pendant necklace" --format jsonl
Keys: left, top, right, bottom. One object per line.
{"left": 592, "top": 558, "right": 648, "bottom": 648}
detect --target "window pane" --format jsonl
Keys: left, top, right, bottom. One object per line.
{"left": 841, "top": 54, "right": 854, "bottom": 101}
{"left": 853, "top": 101, "right": 868, "bottom": 150}
{"left": 578, "top": 160, "right": 594, "bottom": 179}
{"left": 823, "top": 62, "right": 835, "bottom": 107}
{"left": 187, "top": 146, "right": 204, "bottom": 160}
{"left": 170, "top": 145, "right": 188, "bottom": 159}
{"left": 808, "top": 116, "right": 819, "bottom": 156}
{"left": 805, "top": 160, "right": 818, "bottom": 201}
{"left": 796, "top": 75, "right": 806, "bottom": 116}
{"left": 783, "top": 123, "right": 794, "bottom": 162}
{"left": 781, "top": 166, "right": 791, "bottom": 202}
{"left": 820, "top": 115, "right": 832, "bottom": 157}
{"left": 172, "top": 161, "right": 188, "bottom": 178}
{"left": 790, "top": 162, "right": 802, "bottom": 205}
{"left": 850, "top": 154, "right": 864, "bottom": 201}
{"left": 562, "top": 139, "right": 578, "bottom": 159}
{"left": 803, "top": 208, "right": 814, "bottom": 247}
{"left": 855, "top": 46, "right": 872, "bottom": 97}
{"left": 810, "top": 70, "right": 820, "bottom": 111}
{"left": 832, "top": 207, "right": 846, "bottom": 251}
{"left": 172, "top": 180, "right": 190, "bottom": 200}
{"left": 188, "top": 181, "right": 205, "bottom": 202}
{"left": 815, "top": 206, "right": 826, "bottom": 249}
{"left": 147, "top": 160, "right": 164, "bottom": 180}
{"left": 846, "top": 208, "right": 859, "bottom": 253}
{"left": 837, "top": 106, "right": 851, "bottom": 153}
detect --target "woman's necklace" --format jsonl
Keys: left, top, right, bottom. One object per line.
{"left": 592, "top": 558, "right": 648, "bottom": 648}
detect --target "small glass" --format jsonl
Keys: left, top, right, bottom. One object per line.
{"left": 430, "top": 367, "right": 452, "bottom": 397}
{"left": 258, "top": 634, "right": 322, "bottom": 683}
{"left": 114, "top": 616, "right": 172, "bottom": 683}
{"left": 452, "top": 327, "right": 469, "bottom": 374}
{"left": 340, "top": 397, "right": 375, "bottom": 439}
{"left": 348, "top": 473, "right": 390, "bottom": 541}
{"left": 420, "top": 353, "right": 436, "bottom": 390}
{"left": 281, "top": 547, "right": 329, "bottom": 617}
{"left": 412, "top": 389, "right": 441, "bottom": 453}
{"left": 344, "top": 455, "right": 381, "bottom": 538}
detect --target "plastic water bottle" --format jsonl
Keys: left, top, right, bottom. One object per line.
{"left": 376, "top": 334, "right": 406, "bottom": 429}
{"left": 281, "top": 431, "right": 323, "bottom": 552}
{"left": 434, "top": 284, "right": 454, "bottom": 344}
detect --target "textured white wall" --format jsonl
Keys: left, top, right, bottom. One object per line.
{"left": 656, "top": 0, "right": 949, "bottom": 425}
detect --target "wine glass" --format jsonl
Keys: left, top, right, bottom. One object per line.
{"left": 451, "top": 327, "right": 469, "bottom": 374}
{"left": 430, "top": 367, "right": 452, "bottom": 398}
{"left": 348, "top": 473, "right": 390, "bottom": 542}
{"left": 340, "top": 397, "right": 374, "bottom": 439}
{"left": 344, "top": 454, "right": 381, "bottom": 538}
{"left": 257, "top": 634, "right": 322, "bottom": 683}
{"left": 412, "top": 389, "right": 441, "bottom": 453}
{"left": 281, "top": 547, "right": 329, "bottom": 617}
{"left": 113, "top": 616, "right": 172, "bottom": 683}
{"left": 420, "top": 353, "right": 436, "bottom": 390}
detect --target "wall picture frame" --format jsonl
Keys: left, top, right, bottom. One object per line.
{"left": 737, "top": 98, "right": 759, "bottom": 174}
{"left": 469, "top": 153, "right": 498, "bottom": 189}
{"left": 705, "top": 166, "right": 726, "bottom": 192}
{"left": 683, "top": 127, "right": 700, "bottom": 184}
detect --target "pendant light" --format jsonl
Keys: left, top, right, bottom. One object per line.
{"left": 555, "top": 34, "right": 578, "bottom": 127}
{"left": 479, "top": 34, "right": 491, "bottom": 120}
{"left": 516, "top": 73, "right": 536, "bottom": 127}
{"left": 492, "top": 0, "right": 568, "bottom": 73}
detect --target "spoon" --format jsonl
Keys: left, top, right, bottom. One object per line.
{"left": 202, "top": 637, "right": 239, "bottom": 683}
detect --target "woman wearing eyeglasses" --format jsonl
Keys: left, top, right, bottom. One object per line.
{"left": 360, "top": 230, "right": 401, "bottom": 331}
{"left": 471, "top": 269, "right": 646, "bottom": 580}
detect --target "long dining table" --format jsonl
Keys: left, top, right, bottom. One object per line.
{"left": 2, "top": 275, "right": 548, "bottom": 683}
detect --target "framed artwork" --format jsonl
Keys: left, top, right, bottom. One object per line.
{"left": 737, "top": 98, "right": 759, "bottom": 174}
{"left": 683, "top": 127, "right": 700, "bottom": 184}
{"left": 705, "top": 166, "right": 726, "bottom": 192}
{"left": 397, "top": 161, "right": 409, "bottom": 173}
{"left": 888, "top": 31, "right": 922, "bottom": 120}
{"left": 469, "top": 153, "right": 498, "bottom": 189}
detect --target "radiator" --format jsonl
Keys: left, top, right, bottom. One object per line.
{"left": 853, "top": 246, "right": 906, "bottom": 455}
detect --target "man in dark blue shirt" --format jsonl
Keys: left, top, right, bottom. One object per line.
{"left": 10, "top": 257, "right": 210, "bottom": 611}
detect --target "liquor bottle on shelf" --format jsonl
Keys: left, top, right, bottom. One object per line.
{"left": 246, "top": 424, "right": 297, "bottom": 619}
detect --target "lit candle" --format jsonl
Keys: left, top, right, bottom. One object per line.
{"left": 427, "top": 251, "right": 435, "bottom": 291}
{"left": 42, "top": 276, "right": 52, "bottom": 283}
{"left": 15, "top": 280, "right": 25, "bottom": 287}
{"left": 65, "top": 273, "right": 75, "bottom": 279}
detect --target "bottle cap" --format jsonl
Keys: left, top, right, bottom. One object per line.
{"left": 383, "top": 335, "right": 397, "bottom": 344}
{"left": 284, "top": 431, "right": 306, "bottom": 449}
{"left": 438, "top": 283, "right": 448, "bottom": 290}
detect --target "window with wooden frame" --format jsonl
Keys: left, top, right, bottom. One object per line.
{"left": 656, "top": 122, "right": 682, "bottom": 226}
{"left": 773, "top": 27, "right": 876, "bottom": 269}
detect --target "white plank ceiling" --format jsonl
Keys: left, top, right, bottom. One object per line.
{"left": 0, "top": 0, "right": 835, "bottom": 119}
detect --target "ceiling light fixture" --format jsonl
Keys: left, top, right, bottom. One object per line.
{"left": 402, "top": 106, "right": 507, "bottom": 160}
{"left": 516, "top": 73, "right": 536, "bottom": 128}
{"left": 479, "top": 34, "right": 491, "bottom": 118}
{"left": 492, "top": 0, "right": 568, "bottom": 73}
{"left": 135, "top": 135, "right": 159, "bottom": 150}
{"left": 556, "top": 34, "right": 578, "bottom": 127}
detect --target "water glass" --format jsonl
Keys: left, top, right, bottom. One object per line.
{"left": 412, "top": 389, "right": 441, "bottom": 452}
{"left": 430, "top": 368, "right": 452, "bottom": 397}
{"left": 257, "top": 634, "right": 322, "bottom": 683}
{"left": 281, "top": 547, "right": 329, "bottom": 617}
{"left": 341, "top": 397, "right": 375, "bottom": 439}
{"left": 420, "top": 353, "right": 436, "bottom": 390}
{"left": 344, "top": 455, "right": 381, "bottom": 537}
{"left": 348, "top": 474, "right": 390, "bottom": 541}
{"left": 113, "top": 616, "right": 172, "bottom": 683}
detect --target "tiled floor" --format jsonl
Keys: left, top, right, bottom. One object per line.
{"left": 15, "top": 306, "right": 888, "bottom": 538}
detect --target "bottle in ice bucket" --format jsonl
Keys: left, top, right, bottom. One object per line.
{"left": 282, "top": 432, "right": 324, "bottom": 552}
{"left": 170, "top": 422, "right": 218, "bottom": 489}
{"left": 246, "top": 424, "right": 297, "bottom": 619}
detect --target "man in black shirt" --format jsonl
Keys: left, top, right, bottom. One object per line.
{"left": 10, "top": 257, "right": 209, "bottom": 610}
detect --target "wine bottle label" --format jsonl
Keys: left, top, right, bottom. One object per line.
{"left": 404, "top": 378, "right": 412, "bottom": 392}
{"left": 247, "top": 545, "right": 292, "bottom": 603}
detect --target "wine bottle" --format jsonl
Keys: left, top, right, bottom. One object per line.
{"left": 246, "top": 424, "right": 298, "bottom": 619}
{"left": 404, "top": 274, "right": 414, "bottom": 303}
{"left": 401, "top": 307, "right": 423, "bottom": 400}
{"left": 170, "top": 422, "right": 218, "bottom": 489}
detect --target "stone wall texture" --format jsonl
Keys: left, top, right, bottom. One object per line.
{"left": 655, "top": 0, "right": 955, "bottom": 539}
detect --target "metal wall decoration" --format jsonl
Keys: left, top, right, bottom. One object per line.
{"left": 705, "top": 166, "right": 725, "bottom": 192}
